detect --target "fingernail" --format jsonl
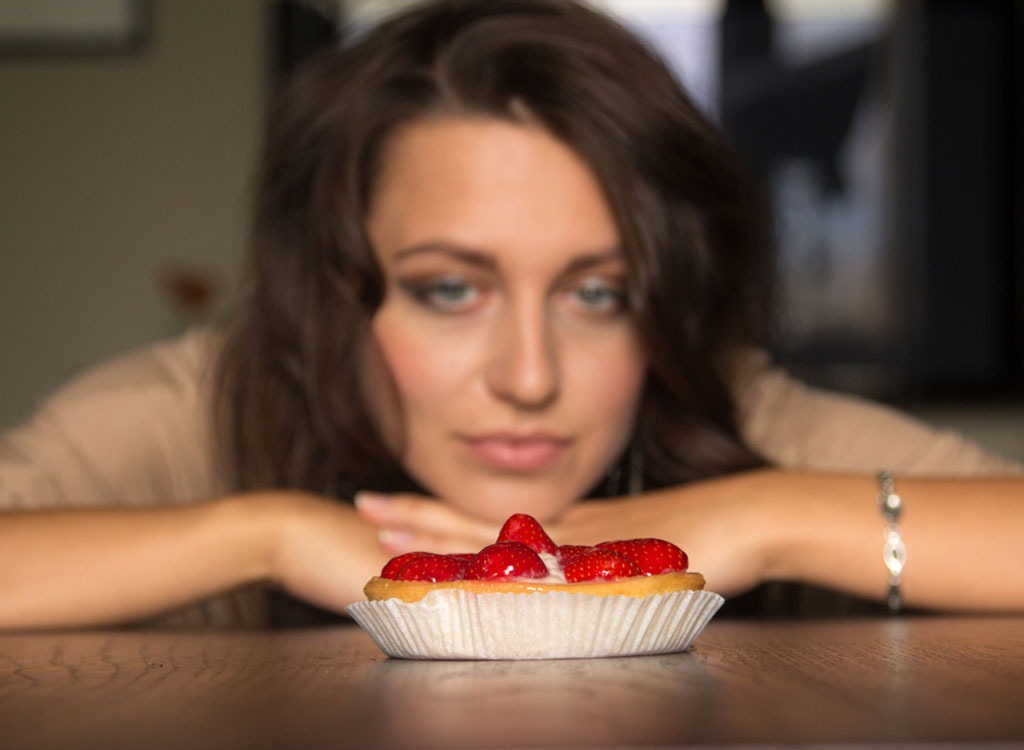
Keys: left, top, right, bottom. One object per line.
{"left": 378, "top": 529, "right": 413, "bottom": 549}
{"left": 355, "top": 492, "right": 388, "bottom": 511}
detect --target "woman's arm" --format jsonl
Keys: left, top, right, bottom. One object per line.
{"left": 354, "top": 470, "right": 1024, "bottom": 612}
{"left": 0, "top": 332, "right": 394, "bottom": 630}
{"left": 765, "top": 471, "right": 1024, "bottom": 611}
{"left": 0, "top": 492, "right": 391, "bottom": 630}
{"left": 556, "top": 470, "right": 1024, "bottom": 611}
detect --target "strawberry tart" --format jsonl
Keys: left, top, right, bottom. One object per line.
{"left": 347, "top": 514, "right": 723, "bottom": 660}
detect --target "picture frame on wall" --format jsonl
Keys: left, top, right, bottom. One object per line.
{"left": 0, "top": 0, "right": 149, "bottom": 54}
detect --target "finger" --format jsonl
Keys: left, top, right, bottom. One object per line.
{"left": 355, "top": 492, "right": 499, "bottom": 547}
{"left": 549, "top": 497, "right": 634, "bottom": 545}
{"left": 352, "top": 491, "right": 420, "bottom": 525}
{"left": 376, "top": 527, "right": 482, "bottom": 556}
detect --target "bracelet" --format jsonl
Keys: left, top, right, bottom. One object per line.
{"left": 877, "top": 469, "right": 906, "bottom": 612}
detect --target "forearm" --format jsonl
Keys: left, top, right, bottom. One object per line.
{"left": 574, "top": 470, "right": 1024, "bottom": 612}
{"left": 0, "top": 497, "right": 274, "bottom": 630}
{"left": 751, "top": 471, "right": 1024, "bottom": 611}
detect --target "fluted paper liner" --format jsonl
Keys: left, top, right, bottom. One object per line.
{"left": 347, "top": 588, "right": 724, "bottom": 660}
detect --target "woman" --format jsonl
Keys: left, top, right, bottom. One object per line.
{"left": 1, "top": 0, "right": 1020, "bottom": 630}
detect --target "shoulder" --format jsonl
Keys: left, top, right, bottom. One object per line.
{"left": 44, "top": 327, "right": 224, "bottom": 409}
{"left": 730, "top": 349, "right": 1023, "bottom": 476}
{"left": 0, "top": 328, "right": 229, "bottom": 509}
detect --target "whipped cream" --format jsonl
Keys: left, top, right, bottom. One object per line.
{"left": 531, "top": 552, "right": 567, "bottom": 584}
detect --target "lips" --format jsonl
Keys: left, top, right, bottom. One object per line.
{"left": 461, "top": 432, "right": 571, "bottom": 473}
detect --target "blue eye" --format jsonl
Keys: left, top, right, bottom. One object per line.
{"left": 401, "top": 277, "right": 480, "bottom": 312}
{"left": 572, "top": 280, "right": 625, "bottom": 315}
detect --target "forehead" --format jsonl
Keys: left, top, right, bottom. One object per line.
{"left": 366, "top": 116, "right": 620, "bottom": 263}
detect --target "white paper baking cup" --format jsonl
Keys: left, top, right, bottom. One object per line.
{"left": 347, "top": 588, "right": 724, "bottom": 660}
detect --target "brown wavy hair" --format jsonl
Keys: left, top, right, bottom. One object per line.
{"left": 217, "top": 0, "right": 773, "bottom": 499}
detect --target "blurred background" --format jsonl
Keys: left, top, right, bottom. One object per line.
{"left": 1, "top": 0, "right": 1021, "bottom": 459}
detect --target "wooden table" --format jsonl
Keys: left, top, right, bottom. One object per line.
{"left": 2, "top": 615, "right": 1023, "bottom": 748}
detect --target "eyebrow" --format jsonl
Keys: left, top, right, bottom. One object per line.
{"left": 393, "top": 243, "right": 498, "bottom": 270}
{"left": 392, "top": 242, "right": 625, "bottom": 274}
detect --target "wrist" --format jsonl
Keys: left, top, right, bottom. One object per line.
{"left": 708, "top": 469, "right": 838, "bottom": 585}
{"left": 750, "top": 471, "right": 883, "bottom": 596}
{"left": 212, "top": 492, "right": 291, "bottom": 586}
{"left": 726, "top": 469, "right": 797, "bottom": 583}
{"left": 673, "top": 469, "right": 791, "bottom": 593}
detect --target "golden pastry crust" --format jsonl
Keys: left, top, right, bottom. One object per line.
{"left": 364, "top": 570, "right": 705, "bottom": 603}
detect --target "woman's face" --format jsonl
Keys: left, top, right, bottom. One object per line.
{"left": 364, "top": 117, "right": 646, "bottom": 523}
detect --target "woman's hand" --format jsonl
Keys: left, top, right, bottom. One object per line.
{"left": 548, "top": 472, "right": 778, "bottom": 598}
{"left": 330, "top": 469, "right": 1024, "bottom": 611}
{"left": 558, "top": 470, "right": 1024, "bottom": 611}
{"left": 347, "top": 475, "right": 777, "bottom": 598}
{"left": 0, "top": 490, "right": 401, "bottom": 630}
{"left": 353, "top": 492, "right": 502, "bottom": 555}
{"left": 255, "top": 491, "right": 395, "bottom": 613}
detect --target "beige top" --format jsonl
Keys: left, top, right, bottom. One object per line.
{"left": 2, "top": 328, "right": 1020, "bottom": 627}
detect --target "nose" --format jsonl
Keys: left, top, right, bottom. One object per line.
{"left": 484, "top": 298, "right": 560, "bottom": 409}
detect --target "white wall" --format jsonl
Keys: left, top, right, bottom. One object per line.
{"left": 0, "top": 1, "right": 268, "bottom": 427}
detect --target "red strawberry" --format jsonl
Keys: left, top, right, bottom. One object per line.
{"left": 380, "top": 551, "right": 433, "bottom": 580}
{"left": 563, "top": 548, "right": 641, "bottom": 582}
{"left": 384, "top": 552, "right": 468, "bottom": 582}
{"left": 556, "top": 544, "right": 592, "bottom": 567}
{"left": 463, "top": 541, "right": 548, "bottom": 581}
{"left": 496, "top": 513, "right": 558, "bottom": 555}
{"left": 597, "top": 538, "right": 688, "bottom": 576}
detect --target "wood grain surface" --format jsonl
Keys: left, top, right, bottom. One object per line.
{"left": 1, "top": 616, "right": 1023, "bottom": 748}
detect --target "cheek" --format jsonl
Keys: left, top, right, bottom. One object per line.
{"left": 589, "top": 338, "right": 647, "bottom": 466}
{"left": 607, "top": 370, "right": 646, "bottom": 455}
{"left": 561, "top": 332, "right": 646, "bottom": 485}
{"left": 608, "top": 342, "right": 646, "bottom": 397}
{"left": 578, "top": 336, "right": 647, "bottom": 420}
{"left": 369, "top": 311, "right": 472, "bottom": 417}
